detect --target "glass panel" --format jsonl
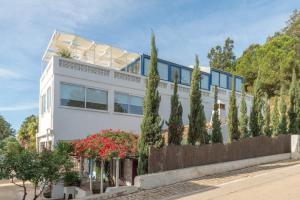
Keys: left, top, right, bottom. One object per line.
{"left": 114, "top": 93, "right": 129, "bottom": 113}
{"left": 181, "top": 68, "right": 191, "bottom": 85}
{"left": 143, "top": 58, "right": 150, "bottom": 76}
{"left": 127, "top": 58, "right": 140, "bottom": 74}
{"left": 235, "top": 77, "right": 242, "bottom": 92}
{"left": 60, "top": 83, "right": 85, "bottom": 108}
{"left": 47, "top": 87, "right": 51, "bottom": 111}
{"left": 158, "top": 62, "right": 168, "bottom": 80}
{"left": 86, "top": 88, "right": 108, "bottom": 110}
{"left": 201, "top": 74, "right": 209, "bottom": 90}
{"left": 220, "top": 73, "right": 228, "bottom": 88}
{"left": 144, "top": 58, "right": 168, "bottom": 80}
{"left": 211, "top": 71, "right": 219, "bottom": 86}
{"left": 170, "top": 66, "right": 180, "bottom": 83}
{"left": 130, "top": 96, "right": 143, "bottom": 115}
{"left": 42, "top": 95, "right": 46, "bottom": 114}
{"left": 228, "top": 75, "right": 232, "bottom": 90}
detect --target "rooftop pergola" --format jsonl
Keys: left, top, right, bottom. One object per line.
{"left": 42, "top": 31, "right": 140, "bottom": 70}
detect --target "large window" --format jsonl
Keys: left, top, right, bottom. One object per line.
{"left": 228, "top": 75, "right": 232, "bottom": 90}
{"left": 60, "top": 83, "right": 108, "bottom": 110}
{"left": 211, "top": 71, "right": 220, "bottom": 86}
{"left": 220, "top": 73, "right": 228, "bottom": 88}
{"left": 170, "top": 66, "right": 180, "bottom": 83}
{"left": 201, "top": 74, "right": 210, "bottom": 90}
{"left": 130, "top": 96, "right": 143, "bottom": 115}
{"left": 86, "top": 88, "right": 108, "bottom": 110}
{"left": 114, "top": 92, "right": 129, "bottom": 113}
{"left": 41, "top": 94, "right": 46, "bottom": 114}
{"left": 157, "top": 62, "right": 168, "bottom": 80}
{"left": 47, "top": 87, "right": 51, "bottom": 111}
{"left": 143, "top": 58, "right": 168, "bottom": 80}
{"left": 181, "top": 68, "right": 191, "bottom": 85}
{"left": 60, "top": 83, "right": 85, "bottom": 108}
{"left": 114, "top": 92, "right": 143, "bottom": 115}
{"left": 235, "top": 77, "right": 243, "bottom": 92}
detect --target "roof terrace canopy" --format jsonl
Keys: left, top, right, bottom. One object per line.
{"left": 42, "top": 31, "right": 140, "bottom": 69}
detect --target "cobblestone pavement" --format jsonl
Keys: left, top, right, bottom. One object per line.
{"left": 108, "top": 160, "right": 300, "bottom": 200}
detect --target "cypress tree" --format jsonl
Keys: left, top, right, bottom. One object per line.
{"left": 249, "top": 76, "right": 262, "bottom": 137}
{"left": 262, "top": 95, "right": 272, "bottom": 136}
{"left": 188, "top": 55, "right": 205, "bottom": 145}
{"left": 138, "top": 33, "right": 162, "bottom": 175}
{"left": 288, "top": 69, "right": 298, "bottom": 134}
{"left": 257, "top": 98, "right": 264, "bottom": 134}
{"left": 211, "top": 86, "right": 223, "bottom": 143}
{"left": 239, "top": 85, "right": 249, "bottom": 139}
{"left": 167, "top": 72, "right": 184, "bottom": 145}
{"left": 228, "top": 76, "right": 239, "bottom": 142}
{"left": 297, "top": 81, "right": 300, "bottom": 133}
{"left": 278, "top": 87, "right": 288, "bottom": 134}
{"left": 272, "top": 96, "right": 280, "bottom": 136}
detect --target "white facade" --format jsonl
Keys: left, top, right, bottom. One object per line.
{"left": 37, "top": 55, "right": 253, "bottom": 149}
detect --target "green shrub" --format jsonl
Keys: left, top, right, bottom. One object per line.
{"left": 64, "top": 171, "right": 80, "bottom": 187}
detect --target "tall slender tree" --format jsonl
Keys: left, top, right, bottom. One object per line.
{"left": 239, "top": 85, "right": 249, "bottom": 139}
{"left": 297, "top": 81, "right": 300, "bottom": 133}
{"left": 138, "top": 33, "right": 162, "bottom": 175}
{"left": 167, "top": 72, "right": 184, "bottom": 145}
{"left": 262, "top": 95, "right": 272, "bottom": 136}
{"left": 228, "top": 76, "right": 239, "bottom": 142}
{"left": 211, "top": 86, "right": 223, "bottom": 143}
{"left": 288, "top": 69, "right": 298, "bottom": 134}
{"left": 272, "top": 96, "right": 280, "bottom": 136}
{"left": 249, "top": 75, "right": 262, "bottom": 137}
{"left": 278, "top": 88, "right": 288, "bottom": 134}
{"left": 188, "top": 55, "right": 206, "bottom": 145}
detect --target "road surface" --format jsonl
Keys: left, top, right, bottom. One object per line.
{"left": 107, "top": 160, "right": 300, "bottom": 200}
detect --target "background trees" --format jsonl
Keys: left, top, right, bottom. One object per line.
{"left": 138, "top": 33, "right": 163, "bottom": 175}
{"left": 278, "top": 88, "right": 288, "bottom": 134}
{"left": 272, "top": 97, "right": 280, "bottom": 136}
{"left": 288, "top": 69, "right": 298, "bottom": 134}
{"left": 17, "top": 115, "right": 38, "bottom": 151}
{"left": 207, "top": 37, "right": 236, "bottom": 72}
{"left": 0, "top": 115, "right": 15, "bottom": 141}
{"left": 167, "top": 72, "right": 184, "bottom": 145}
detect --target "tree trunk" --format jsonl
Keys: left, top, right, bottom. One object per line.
{"left": 22, "top": 181, "right": 27, "bottom": 200}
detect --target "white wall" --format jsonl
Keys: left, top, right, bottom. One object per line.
{"left": 38, "top": 56, "right": 253, "bottom": 144}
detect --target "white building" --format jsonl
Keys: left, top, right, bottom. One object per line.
{"left": 37, "top": 31, "right": 252, "bottom": 151}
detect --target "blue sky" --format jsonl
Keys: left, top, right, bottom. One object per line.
{"left": 0, "top": 0, "right": 299, "bottom": 131}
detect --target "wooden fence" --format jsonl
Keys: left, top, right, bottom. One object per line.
{"left": 148, "top": 135, "right": 291, "bottom": 173}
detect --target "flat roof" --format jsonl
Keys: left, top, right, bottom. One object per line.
{"left": 42, "top": 31, "right": 140, "bottom": 69}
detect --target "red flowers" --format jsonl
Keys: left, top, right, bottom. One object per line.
{"left": 73, "top": 129, "right": 138, "bottom": 160}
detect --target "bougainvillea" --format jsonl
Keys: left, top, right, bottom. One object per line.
{"left": 73, "top": 129, "right": 138, "bottom": 160}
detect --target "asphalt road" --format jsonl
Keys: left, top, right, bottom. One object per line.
{"left": 177, "top": 160, "right": 300, "bottom": 200}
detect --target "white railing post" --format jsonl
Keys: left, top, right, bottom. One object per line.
{"left": 100, "top": 160, "right": 104, "bottom": 193}
{"left": 115, "top": 158, "right": 120, "bottom": 187}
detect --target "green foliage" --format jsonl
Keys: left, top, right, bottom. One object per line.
{"left": 257, "top": 99, "right": 264, "bottom": 134}
{"left": 278, "top": 88, "right": 288, "bottom": 134}
{"left": 0, "top": 138, "right": 74, "bottom": 200}
{"left": 138, "top": 33, "right": 162, "bottom": 175}
{"left": 0, "top": 115, "right": 15, "bottom": 141}
{"left": 272, "top": 96, "right": 280, "bottom": 136}
{"left": 249, "top": 76, "right": 262, "bottom": 137}
{"left": 167, "top": 72, "right": 184, "bottom": 145}
{"left": 228, "top": 76, "right": 239, "bottom": 142}
{"left": 263, "top": 95, "right": 272, "bottom": 136}
{"left": 64, "top": 171, "right": 80, "bottom": 186}
{"left": 58, "top": 48, "right": 72, "bottom": 58}
{"left": 211, "top": 86, "right": 223, "bottom": 143}
{"left": 188, "top": 55, "right": 207, "bottom": 145}
{"left": 235, "top": 11, "right": 300, "bottom": 97}
{"left": 239, "top": 86, "right": 249, "bottom": 139}
{"left": 207, "top": 37, "right": 236, "bottom": 71}
{"left": 288, "top": 69, "right": 298, "bottom": 134}
{"left": 297, "top": 81, "right": 300, "bottom": 133}
{"left": 17, "top": 115, "right": 38, "bottom": 151}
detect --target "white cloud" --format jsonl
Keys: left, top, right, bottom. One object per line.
{"left": 0, "top": 68, "right": 20, "bottom": 79}
{"left": 0, "top": 102, "right": 38, "bottom": 112}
